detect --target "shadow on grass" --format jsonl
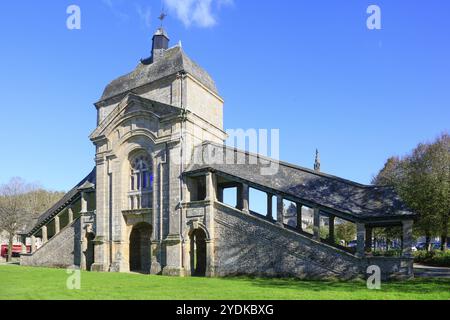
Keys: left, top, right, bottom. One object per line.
{"left": 219, "top": 276, "right": 450, "bottom": 294}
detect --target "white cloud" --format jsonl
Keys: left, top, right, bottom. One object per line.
{"left": 135, "top": 4, "right": 152, "bottom": 28}
{"left": 101, "top": 0, "right": 129, "bottom": 21}
{"left": 164, "top": 0, "right": 233, "bottom": 28}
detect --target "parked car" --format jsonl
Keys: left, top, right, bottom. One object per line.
{"left": 347, "top": 240, "right": 357, "bottom": 248}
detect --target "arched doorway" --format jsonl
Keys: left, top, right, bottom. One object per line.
{"left": 190, "top": 229, "right": 207, "bottom": 277}
{"left": 85, "top": 233, "right": 95, "bottom": 271}
{"left": 129, "top": 223, "right": 152, "bottom": 273}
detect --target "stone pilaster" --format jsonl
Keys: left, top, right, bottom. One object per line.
{"left": 276, "top": 195, "right": 284, "bottom": 226}
{"left": 313, "top": 208, "right": 321, "bottom": 241}
{"left": 296, "top": 204, "right": 303, "bottom": 231}
{"left": 54, "top": 216, "right": 60, "bottom": 234}
{"left": 241, "top": 184, "right": 249, "bottom": 213}
{"left": 42, "top": 226, "right": 48, "bottom": 244}
{"left": 68, "top": 206, "right": 74, "bottom": 224}
{"left": 267, "top": 194, "right": 273, "bottom": 220}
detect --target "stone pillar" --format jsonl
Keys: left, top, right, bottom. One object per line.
{"left": 356, "top": 223, "right": 366, "bottom": 257}
{"left": 42, "top": 226, "right": 48, "bottom": 244}
{"left": 206, "top": 239, "right": 215, "bottom": 277}
{"left": 54, "top": 215, "right": 60, "bottom": 234}
{"left": 313, "top": 208, "right": 321, "bottom": 240}
{"left": 329, "top": 215, "right": 335, "bottom": 243}
{"left": 241, "top": 184, "right": 249, "bottom": 213}
{"left": 236, "top": 185, "right": 243, "bottom": 210}
{"left": 31, "top": 235, "right": 36, "bottom": 253}
{"left": 68, "top": 206, "right": 74, "bottom": 224}
{"left": 217, "top": 187, "right": 224, "bottom": 203}
{"left": 276, "top": 195, "right": 284, "bottom": 226}
{"left": 296, "top": 204, "right": 303, "bottom": 231}
{"left": 365, "top": 226, "right": 373, "bottom": 253}
{"left": 402, "top": 220, "right": 414, "bottom": 258}
{"left": 205, "top": 172, "right": 215, "bottom": 202}
{"left": 267, "top": 194, "right": 273, "bottom": 220}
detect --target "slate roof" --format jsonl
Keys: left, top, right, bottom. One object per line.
{"left": 100, "top": 46, "right": 218, "bottom": 102}
{"left": 24, "top": 168, "right": 96, "bottom": 236}
{"left": 185, "top": 143, "right": 416, "bottom": 223}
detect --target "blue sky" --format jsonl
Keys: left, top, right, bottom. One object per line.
{"left": 0, "top": 0, "right": 449, "bottom": 192}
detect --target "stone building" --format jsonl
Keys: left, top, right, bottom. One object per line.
{"left": 20, "top": 27, "right": 417, "bottom": 280}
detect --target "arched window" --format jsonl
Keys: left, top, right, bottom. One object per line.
{"left": 130, "top": 155, "right": 152, "bottom": 192}
{"left": 128, "top": 154, "right": 153, "bottom": 210}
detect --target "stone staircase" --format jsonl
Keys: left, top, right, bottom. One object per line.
{"left": 213, "top": 202, "right": 363, "bottom": 279}
{"left": 21, "top": 218, "right": 81, "bottom": 268}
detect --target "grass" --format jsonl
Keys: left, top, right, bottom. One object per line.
{"left": 0, "top": 265, "right": 449, "bottom": 300}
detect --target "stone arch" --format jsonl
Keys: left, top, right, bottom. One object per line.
{"left": 185, "top": 222, "right": 210, "bottom": 277}
{"left": 129, "top": 222, "right": 153, "bottom": 273}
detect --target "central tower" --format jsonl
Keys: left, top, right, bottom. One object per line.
{"left": 89, "top": 25, "right": 226, "bottom": 275}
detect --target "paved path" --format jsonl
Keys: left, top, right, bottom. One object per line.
{"left": 414, "top": 264, "right": 450, "bottom": 278}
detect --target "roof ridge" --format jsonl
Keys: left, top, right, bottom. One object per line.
{"left": 200, "top": 141, "right": 375, "bottom": 189}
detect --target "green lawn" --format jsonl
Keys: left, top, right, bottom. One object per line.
{"left": 0, "top": 265, "right": 449, "bottom": 300}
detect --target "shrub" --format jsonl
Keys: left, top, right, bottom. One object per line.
{"left": 414, "top": 250, "right": 450, "bottom": 267}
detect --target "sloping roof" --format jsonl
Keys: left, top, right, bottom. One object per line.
{"left": 185, "top": 143, "right": 416, "bottom": 222}
{"left": 100, "top": 46, "right": 218, "bottom": 102}
{"left": 25, "top": 169, "right": 96, "bottom": 236}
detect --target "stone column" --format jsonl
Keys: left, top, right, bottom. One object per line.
{"left": 31, "top": 235, "right": 36, "bottom": 253}
{"left": 68, "top": 206, "right": 74, "bottom": 224}
{"left": 267, "top": 194, "right": 273, "bottom": 220}
{"left": 276, "top": 195, "right": 284, "bottom": 226}
{"left": 329, "top": 215, "right": 335, "bottom": 243}
{"left": 217, "top": 187, "right": 224, "bottom": 203}
{"left": 205, "top": 239, "right": 215, "bottom": 277}
{"left": 402, "top": 220, "right": 414, "bottom": 258}
{"left": 313, "top": 208, "right": 321, "bottom": 240}
{"left": 356, "top": 223, "right": 366, "bottom": 257}
{"left": 236, "top": 185, "right": 243, "bottom": 210}
{"left": 42, "top": 226, "right": 48, "bottom": 244}
{"left": 365, "top": 226, "right": 373, "bottom": 253}
{"left": 54, "top": 215, "right": 60, "bottom": 234}
{"left": 242, "top": 184, "right": 249, "bottom": 213}
{"left": 296, "top": 204, "right": 303, "bottom": 231}
{"left": 205, "top": 172, "right": 216, "bottom": 202}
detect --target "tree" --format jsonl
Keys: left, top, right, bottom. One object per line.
{"left": 335, "top": 221, "right": 356, "bottom": 246}
{"left": 373, "top": 133, "right": 450, "bottom": 252}
{"left": 0, "top": 178, "right": 33, "bottom": 262}
{"left": 0, "top": 178, "right": 65, "bottom": 261}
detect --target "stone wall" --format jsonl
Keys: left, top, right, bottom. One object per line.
{"left": 213, "top": 203, "right": 362, "bottom": 279}
{"left": 21, "top": 219, "right": 81, "bottom": 268}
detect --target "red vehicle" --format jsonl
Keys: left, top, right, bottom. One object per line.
{"left": 1, "top": 244, "right": 31, "bottom": 258}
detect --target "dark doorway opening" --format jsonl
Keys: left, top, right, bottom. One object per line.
{"left": 129, "top": 223, "right": 152, "bottom": 273}
{"left": 86, "top": 233, "right": 95, "bottom": 271}
{"left": 190, "top": 229, "right": 207, "bottom": 277}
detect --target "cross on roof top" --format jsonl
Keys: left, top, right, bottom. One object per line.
{"left": 158, "top": 11, "right": 167, "bottom": 26}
